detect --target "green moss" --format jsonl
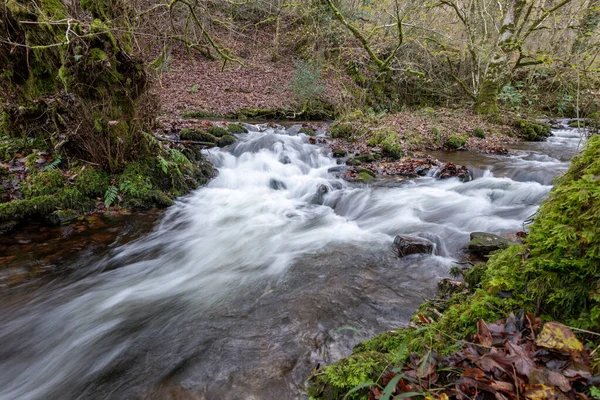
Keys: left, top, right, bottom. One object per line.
{"left": 227, "top": 123, "right": 246, "bottom": 134}
{"left": 45, "top": 209, "right": 80, "bottom": 225}
{"left": 514, "top": 119, "right": 551, "bottom": 141}
{"left": 300, "top": 127, "right": 317, "bottom": 136}
{"left": 181, "top": 110, "right": 216, "bottom": 119}
{"left": 74, "top": 166, "right": 109, "bottom": 198}
{"left": 218, "top": 135, "right": 237, "bottom": 147}
{"left": 331, "top": 122, "right": 354, "bottom": 139}
{"left": 180, "top": 129, "right": 217, "bottom": 143}
{"left": 21, "top": 170, "right": 65, "bottom": 198}
{"left": 332, "top": 149, "right": 347, "bottom": 158}
{"left": 380, "top": 132, "right": 403, "bottom": 159}
{"left": 569, "top": 120, "right": 585, "bottom": 128}
{"left": 208, "top": 126, "right": 229, "bottom": 137}
{"left": 319, "top": 351, "right": 389, "bottom": 397}
{"left": 445, "top": 134, "right": 467, "bottom": 150}
{"left": 473, "top": 127, "right": 486, "bottom": 139}
{"left": 0, "top": 196, "right": 60, "bottom": 222}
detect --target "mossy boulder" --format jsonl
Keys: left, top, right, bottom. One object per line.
{"left": 0, "top": 196, "right": 61, "bottom": 223}
{"left": 218, "top": 135, "right": 237, "bottom": 147}
{"left": 445, "top": 134, "right": 468, "bottom": 150}
{"left": 180, "top": 129, "right": 217, "bottom": 144}
{"left": 227, "top": 123, "right": 247, "bottom": 134}
{"left": 514, "top": 119, "right": 551, "bottom": 141}
{"left": 331, "top": 122, "right": 354, "bottom": 139}
{"left": 299, "top": 127, "right": 316, "bottom": 136}
{"left": 346, "top": 158, "right": 361, "bottom": 166}
{"left": 45, "top": 209, "right": 80, "bottom": 225}
{"left": 467, "top": 232, "right": 509, "bottom": 255}
{"left": 355, "top": 153, "right": 376, "bottom": 163}
{"left": 208, "top": 126, "right": 229, "bottom": 137}
{"left": 332, "top": 149, "right": 347, "bottom": 158}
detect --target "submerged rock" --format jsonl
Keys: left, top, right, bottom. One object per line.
{"left": 269, "top": 179, "right": 287, "bottom": 191}
{"left": 467, "top": 232, "right": 509, "bottom": 255}
{"left": 279, "top": 155, "right": 292, "bottom": 165}
{"left": 393, "top": 235, "right": 434, "bottom": 257}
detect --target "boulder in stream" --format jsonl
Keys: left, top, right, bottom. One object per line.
{"left": 467, "top": 232, "right": 509, "bottom": 255}
{"left": 393, "top": 235, "right": 434, "bottom": 257}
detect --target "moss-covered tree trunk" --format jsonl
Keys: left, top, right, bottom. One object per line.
{"left": 474, "top": 0, "right": 526, "bottom": 114}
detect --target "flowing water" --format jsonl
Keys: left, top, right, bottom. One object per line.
{"left": 0, "top": 121, "right": 584, "bottom": 400}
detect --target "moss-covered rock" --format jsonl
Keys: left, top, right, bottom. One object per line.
{"left": 45, "top": 209, "right": 80, "bottom": 225}
{"left": 332, "top": 149, "right": 347, "bottom": 158}
{"left": 331, "top": 122, "right": 354, "bottom": 139}
{"left": 445, "top": 134, "right": 468, "bottom": 149}
{"left": 208, "top": 126, "right": 229, "bottom": 137}
{"left": 180, "top": 129, "right": 217, "bottom": 143}
{"left": 514, "top": 119, "right": 551, "bottom": 141}
{"left": 346, "top": 158, "right": 361, "bottom": 166}
{"left": 0, "top": 196, "right": 61, "bottom": 223}
{"left": 227, "top": 123, "right": 247, "bottom": 134}
{"left": 355, "top": 153, "right": 376, "bottom": 163}
{"left": 218, "top": 135, "right": 237, "bottom": 147}
{"left": 299, "top": 127, "right": 317, "bottom": 136}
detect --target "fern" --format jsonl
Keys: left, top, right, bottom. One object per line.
{"left": 157, "top": 155, "right": 169, "bottom": 174}
{"left": 43, "top": 156, "right": 62, "bottom": 171}
{"left": 104, "top": 185, "right": 118, "bottom": 207}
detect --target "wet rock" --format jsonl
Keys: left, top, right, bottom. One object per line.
{"left": 467, "top": 232, "right": 509, "bottom": 255}
{"left": 332, "top": 149, "right": 347, "bottom": 158}
{"left": 357, "top": 168, "right": 376, "bottom": 183}
{"left": 269, "top": 179, "right": 287, "bottom": 191}
{"left": 218, "top": 135, "right": 237, "bottom": 147}
{"left": 279, "top": 155, "right": 292, "bottom": 164}
{"left": 393, "top": 235, "right": 434, "bottom": 257}
{"left": 46, "top": 209, "right": 80, "bottom": 225}
{"left": 355, "top": 153, "right": 376, "bottom": 163}
{"left": 327, "top": 166, "right": 346, "bottom": 174}
{"left": 438, "top": 163, "right": 470, "bottom": 181}
{"left": 310, "top": 184, "right": 329, "bottom": 205}
{"left": 0, "top": 220, "right": 18, "bottom": 234}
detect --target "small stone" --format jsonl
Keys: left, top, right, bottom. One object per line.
{"left": 269, "top": 179, "right": 287, "bottom": 190}
{"left": 393, "top": 235, "right": 434, "bottom": 257}
{"left": 467, "top": 232, "right": 509, "bottom": 255}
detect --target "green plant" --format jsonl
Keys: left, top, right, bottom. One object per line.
{"left": 188, "top": 84, "right": 200, "bottom": 94}
{"left": 557, "top": 94, "right": 575, "bottom": 116}
{"left": 290, "top": 59, "right": 325, "bottom": 109}
{"left": 498, "top": 85, "right": 524, "bottom": 110}
{"left": 331, "top": 122, "right": 354, "bottom": 139}
{"left": 208, "top": 126, "right": 228, "bottom": 137}
{"left": 43, "top": 155, "right": 62, "bottom": 171}
{"left": 104, "top": 185, "right": 118, "bottom": 207}
{"left": 473, "top": 127, "right": 486, "bottom": 139}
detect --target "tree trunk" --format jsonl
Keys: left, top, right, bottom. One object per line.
{"left": 474, "top": 0, "right": 525, "bottom": 114}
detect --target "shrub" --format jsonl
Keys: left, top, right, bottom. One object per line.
{"left": 473, "top": 127, "right": 486, "bottom": 139}
{"left": 290, "top": 59, "right": 325, "bottom": 108}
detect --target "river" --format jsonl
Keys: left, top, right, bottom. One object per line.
{"left": 0, "top": 120, "right": 584, "bottom": 399}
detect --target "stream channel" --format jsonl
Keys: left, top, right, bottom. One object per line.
{"left": 0, "top": 120, "right": 584, "bottom": 399}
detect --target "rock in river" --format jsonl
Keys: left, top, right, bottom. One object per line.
{"left": 393, "top": 235, "right": 434, "bottom": 257}
{"left": 467, "top": 232, "right": 509, "bottom": 255}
